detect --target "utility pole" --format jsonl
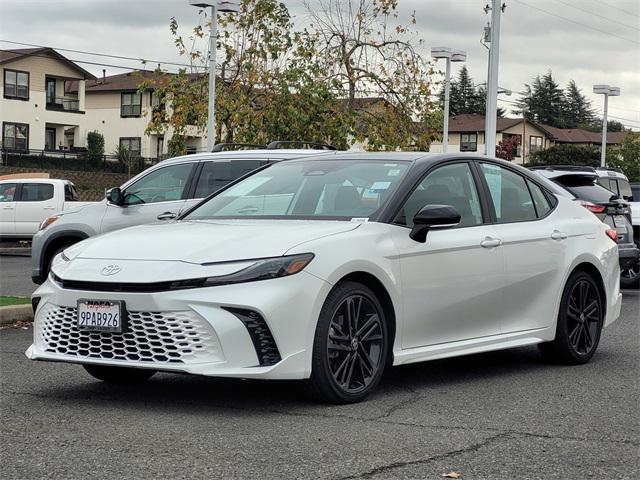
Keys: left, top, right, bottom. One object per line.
{"left": 484, "top": 0, "right": 503, "bottom": 157}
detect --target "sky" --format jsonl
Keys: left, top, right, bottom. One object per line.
{"left": 1, "top": 0, "right": 638, "bottom": 130}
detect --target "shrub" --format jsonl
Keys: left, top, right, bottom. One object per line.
{"left": 86, "top": 131, "right": 105, "bottom": 164}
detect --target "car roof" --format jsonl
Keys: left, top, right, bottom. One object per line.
{"left": 532, "top": 169, "right": 598, "bottom": 180}
{"left": 157, "top": 149, "right": 337, "bottom": 167}
{"left": 0, "top": 178, "right": 71, "bottom": 185}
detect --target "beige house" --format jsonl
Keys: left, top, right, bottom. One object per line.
{"left": 76, "top": 71, "right": 206, "bottom": 159}
{"left": 0, "top": 47, "right": 95, "bottom": 151}
{"left": 429, "top": 114, "right": 625, "bottom": 164}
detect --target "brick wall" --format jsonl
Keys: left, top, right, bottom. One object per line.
{"left": 0, "top": 166, "right": 131, "bottom": 201}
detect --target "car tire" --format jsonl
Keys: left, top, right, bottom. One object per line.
{"left": 308, "top": 281, "right": 389, "bottom": 404}
{"left": 538, "top": 271, "right": 604, "bottom": 365}
{"left": 83, "top": 365, "right": 156, "bottom": 384}
{"left": 620, "top": 260, "right": 640, "bottom": 289}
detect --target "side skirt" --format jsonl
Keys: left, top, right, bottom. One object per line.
{"left": 392, "top": 327, "right": 553, "bottom": 366}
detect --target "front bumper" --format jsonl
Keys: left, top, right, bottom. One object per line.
{"left": 27, "top": 271, "right": 331, "bottom": 380}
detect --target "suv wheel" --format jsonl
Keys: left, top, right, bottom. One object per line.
{"left": 620, "top": 261, "right": 640, "bottom": 289}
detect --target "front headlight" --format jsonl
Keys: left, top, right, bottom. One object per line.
{"left": 169, "top": 253, "right": 315, "bottom": 290}
{"left": 39, "top": 214, "right": 61, "bottom": 231}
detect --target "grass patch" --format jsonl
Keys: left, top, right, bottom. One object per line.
{"left": 0, "top": 296, "right": 31, "bottom": 307}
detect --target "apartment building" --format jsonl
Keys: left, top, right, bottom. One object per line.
{"left": 77, "top": 70, "right": 206, "bottom": 158}
{"left": 0, "top": 47, "right": 95, "bottom": 151}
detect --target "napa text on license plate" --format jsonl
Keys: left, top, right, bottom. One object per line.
{"left": 77, "top": 300, "right": 126, "bottom": 332}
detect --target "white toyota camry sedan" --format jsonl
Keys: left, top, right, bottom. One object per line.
{"left": 27, "top": 153, "right": 622, "bottom": 403}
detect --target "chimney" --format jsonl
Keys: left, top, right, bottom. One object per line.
{"left": 102, "top": 69, "right": 106, "bottom": 84}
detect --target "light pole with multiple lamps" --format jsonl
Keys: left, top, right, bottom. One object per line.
{"left": 431, "top": 47, "right": 467, "bottom": 153}
{"left": 189, "top": 0, "right": 240, "bottom": 151}
{"left": 593, "top": 84, "right": 621, "bottom": 167}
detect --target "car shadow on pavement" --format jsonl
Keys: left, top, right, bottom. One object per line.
{"left": 25, "top": 344, "right": 600, "bottom": 413}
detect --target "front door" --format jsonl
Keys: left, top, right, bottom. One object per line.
{"left": 45, "top": 128, "right": 56, "bottom": 151}
{"left": 100, "top": 162, "right": 196, "bottom": 233}
{"left": 389, "top": 162, "right": 505, "bottom": 349}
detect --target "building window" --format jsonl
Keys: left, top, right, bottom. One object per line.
{"left": 119, "top": 137, "right": 141, "bottom": 156}
{"left": 529, "top": 136, "right": 543, "bottom": 153}
{"left": 121, "top": 92, "right": 141, "bottom": 117}
{"left": 2, "top": 122, "right": 29, "bottom": 150}
{"left": 460, "top": 133, "right": 477, "bottom": 152}
{"left": 4, "top": 69, "right": 29, "bottom": 100}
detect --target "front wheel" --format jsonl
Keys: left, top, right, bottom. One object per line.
{"left": 83, "top": 364, "right": 156, "bottom": 384}
{"left": 308, "top": 281, "right": 389, "bottom": 404}
{"left": 538, "top": 271, "right": 604, "bottom": 364}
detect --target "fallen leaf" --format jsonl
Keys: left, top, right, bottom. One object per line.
{"left": 442, "top": 472, "right": 462, "bottom": 479}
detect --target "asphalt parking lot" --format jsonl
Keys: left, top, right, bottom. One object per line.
{"left": 0, "top": 254, "right": 638, "bottom": 479}
{"left": 0, "top": 254, "right": 36, "bottom": 297}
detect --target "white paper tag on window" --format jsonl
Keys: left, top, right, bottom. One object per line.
{"left": 351, "top": 217, "right": 369, "bottom": 222}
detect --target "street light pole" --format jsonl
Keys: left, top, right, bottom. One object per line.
{"left": 189, "top": 1, "right": 240, "bottom": 151}
{"left": 207, "top": 4, "right": 217, "bottom": 152}
{"left": 593, "top": 85, "right": 621, "bottom": 167}
{"left": 432, "top": 47, "right": 466, "bottom": 153}
{"left": 484, "top": 0, "right": 503, "bottom": 157}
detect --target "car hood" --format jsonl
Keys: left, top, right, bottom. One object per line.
{"left": 69, "top": 219, "right": 360, "bottom": 264}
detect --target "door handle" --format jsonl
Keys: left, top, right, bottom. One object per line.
{"left": 2, "top": 205, "right": 14, "bottom": 210}
{"left": 157, "top": 211, "right": 177, "bottom": 220}
{"left": 551, "top": 230, "right": 568, "bottom": 240}
{"left": 44, "top": 206, "right": 55, "bottom": 210}
{"left": 480, "top": 237, "right": 502, "bottom": 248}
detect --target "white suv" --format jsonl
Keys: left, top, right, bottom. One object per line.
{"left": 31, "top": 148, "right": 336, "bottom": 283}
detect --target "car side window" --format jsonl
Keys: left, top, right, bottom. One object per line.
{"left": 527, "top": 180, "right": 552, "bottom": 218}
{"left": 395, "top": 163, "right": 483, "bottom": 228}
{"left": 194, "top": 160, "right": 268, "bottom": 198}
{"left": 123, "top": 163, "right": 193, "bottom": 206}
{"left": 19, "top": 183, "right": 54, "bottom": 202}
{"left": 480, "top": 163, "right": 537, "bottom": 223}
{"left": 64, "top": 184, "right": 79, "bottom": 201}
{"left": 617, "top": 179, "right": 633, "bottom": 201}
{"left": 0, "top": 183, "right": 17, "bottom": 202}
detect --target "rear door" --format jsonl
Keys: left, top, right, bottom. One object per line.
{"left": 100, "top": 162, "right": 196, "bottom": 233}
{"left": 478, "top": 162, "right": 569, "bottom": 333}
{"left": 14, "top": 182, "right": 56, "bottom": 235}
{"left": 0, "top": 182, "right": 18, "bottom": 235}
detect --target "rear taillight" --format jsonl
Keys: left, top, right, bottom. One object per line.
{"left": 605, "top": 229, "right": 619, "bottom": 243}
{"left": 580, "top": 201, "right": 606, "bottom": 214}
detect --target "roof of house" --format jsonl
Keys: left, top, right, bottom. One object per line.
{"left": 0, "top": 48, "right": 96, "bottom": 79}
{"left": 445, "top": 114, "right": 625, "bottom": 145}
{"left": 536, "top": 124, "right": 625, "bottom": 144}
{"left": 447, "top": 114, "right": 522, "bottom": 133}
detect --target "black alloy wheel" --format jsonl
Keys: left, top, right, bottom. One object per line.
{"left": 539, "top": 271, "right": 604, "bottom": 364}
{"left": 620, "top": 261, "right": 640, "bottom": 289}
{"left": 309, "top": 282, "right": 388, "bottom": 403}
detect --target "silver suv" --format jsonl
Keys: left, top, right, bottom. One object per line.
{"left": 32, "top": 148, "right": 336, "bottom": 283}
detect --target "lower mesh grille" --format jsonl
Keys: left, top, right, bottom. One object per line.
{"left": 37, "top": 304, "right": 222, "bottom": 364}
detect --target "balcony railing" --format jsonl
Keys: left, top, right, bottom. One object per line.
{"left": 46, "top": 97, "right": 80, "bottom": 112}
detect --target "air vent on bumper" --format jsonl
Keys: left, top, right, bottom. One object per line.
{"left": 222, "top": 307, "right": 281, "bottom": 366}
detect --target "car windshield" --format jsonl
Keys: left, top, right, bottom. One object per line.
{"left": 553, "top": 175, "right": 617, "bottom": 204}
{"left": 185, "top": 159, "right": 410, "bottom": 220}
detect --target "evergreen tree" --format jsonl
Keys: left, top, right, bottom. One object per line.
{"left": 440, "top": 66, "right": 504, "bottom": 117}
{"left": 565, "top": 80, "right": 595, "bottom": 128}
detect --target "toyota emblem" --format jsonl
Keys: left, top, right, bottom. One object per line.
{"left": 101, "top": 265, "right": 122, "bottom": 276}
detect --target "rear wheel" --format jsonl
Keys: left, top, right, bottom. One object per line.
{"left": 539, "top": 271, "right": 604, "bottom": 364}
{"left": 620, "top": 261, "right": 640, "bottom": 289}
{"left": 83, "top": 365, "right": 156, "bottom": 384}
{"left": 308, "top": 281, "right": 389, "bottom": 404}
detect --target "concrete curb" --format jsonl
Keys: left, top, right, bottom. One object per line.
{"left": 0, "top": 304, "right": 33, "bottom": 325}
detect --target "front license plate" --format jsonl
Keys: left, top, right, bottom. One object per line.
{"left": 613, "top": 215, "right": 627, "bottom": 230}
{"left": 77, "top": 300, "right": 125, "bottom": 332}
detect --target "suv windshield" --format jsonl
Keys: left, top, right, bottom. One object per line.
{"left": 553, "top": 174, "right": 617, "bottom": 204}
{"left": 185, "top": 159, "right": 410, "bottom": 220}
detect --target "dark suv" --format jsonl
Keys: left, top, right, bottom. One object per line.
{"left": 532, "top": 166, "right": 640, "bottom": 288}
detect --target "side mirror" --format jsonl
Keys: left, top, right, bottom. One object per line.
{"left": 106, "top": 187, "right": 124, "bottom": 206}
{"left": 410, "top": 205, "right": 461, "bottom": 243}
